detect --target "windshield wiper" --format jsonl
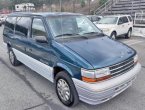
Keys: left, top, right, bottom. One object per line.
{"left": 82, "top": 32, "right": 105, "bottom": 37}
{"left": 55, "top": 33, "right": 78, "bottom": 38}
{"left": 77, "top": 35, "right": 88, "bottom": 39}
{"left": 55, "top": 33, "right": 89, "bottom": 39}
{"left": 82, "top": 32, "right": 99, "bottom": 35}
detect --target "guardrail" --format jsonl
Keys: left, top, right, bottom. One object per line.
{"left": 134, "top": 11, "right": 145, "bottom": 27}
{"left": 94, "top": 0, "right": 119, "bottom": 15}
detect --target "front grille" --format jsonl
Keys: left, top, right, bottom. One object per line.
{"left": 109, "top": 58, "right": 135, "bottom": 76}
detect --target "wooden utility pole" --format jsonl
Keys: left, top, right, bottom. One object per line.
{"left": 73, "top": 0, "right": 76, "bottom": 13}
{"left": 60, "top": 0, "right": 62, "bottom": 12}
{"left": 88, "top": 0, "right": 91, "bottom": 14}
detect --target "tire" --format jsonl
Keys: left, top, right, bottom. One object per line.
{"left": 125, "top": 29, "right": 132, "bottom": 39}
{"left": 8, "top": 48, "right": 21, "bottom": 66}
{"left": 110, "top": 32, "right": 117, "bottom": 39}
{"left": 55, "top": 71, "right": 79, "bottom": 107}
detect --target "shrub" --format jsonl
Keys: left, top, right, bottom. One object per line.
{"left": 99, "top": 0, "right": 107, "bottom": 6}
{"left": 80, "top": 0, "right": 85, "bottom": 8}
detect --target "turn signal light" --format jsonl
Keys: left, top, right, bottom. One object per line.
{"left": 82, "top": 75, "right": 111, "bottom": 83}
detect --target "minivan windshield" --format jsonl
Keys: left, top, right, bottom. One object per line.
{"left": 47, "top": 15, "right": 102, "bottom": 39}
{"left": 98, "top": 17, "right": 118, "bottom": 24}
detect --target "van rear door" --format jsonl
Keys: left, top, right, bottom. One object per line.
{"left": 3, "top": 17, "right": 17, "bottom": 44}
{"left": 13, "top": 17, "right": 32, "bottom": 53}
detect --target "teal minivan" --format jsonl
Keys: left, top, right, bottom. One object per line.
{"left": 3, "top": 12, "right": 141, "bottom": 107}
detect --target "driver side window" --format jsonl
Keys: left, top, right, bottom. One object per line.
{"left": 118, "top": 18, "right": 123, "bottom": 25}
{"left": 76, "top": 18, "right": 95, "bottom": 34}
{"left": 32, "top": 18, "right": 47, "bottom": 38}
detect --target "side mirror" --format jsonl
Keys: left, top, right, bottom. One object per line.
{"left": 34, "top": 36, "right": 48, "bottom": 43}
{"left": 100, "top": 29, "right": 103, "bottom": 33}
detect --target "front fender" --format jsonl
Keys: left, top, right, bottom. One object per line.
{"left": 55, "top": 61, "right": 82, "bottom": 80}
{"left": 56, "top": 63, "right": 73, "bottom": 76}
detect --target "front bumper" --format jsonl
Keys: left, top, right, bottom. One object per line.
{"left": 72, "top": 63, "right": 141, "bottom": 105}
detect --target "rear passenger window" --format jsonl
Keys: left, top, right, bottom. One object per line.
{"left": 118, "top": 18, "right": 123, "bottom": 24}
{"left": 15, "top": 17, "right": 31, "bottom": 37}
{"left": 128, "top": 16, "right": 132, "bottom": 22}
{"left": 4, "top": 17, "right": 16, "bottom": 34}
{"left": 122, "top": 17, "right": 129, "bottom": 23}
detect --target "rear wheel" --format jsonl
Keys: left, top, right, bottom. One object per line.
{"left": 125, "top": 29, "right": 132, "bottom": 39}
{"left": 8, "top": 48, "right": 21, "bottom": 66}
{"left": 110, "top": 32, "right": 117, "bottom": 39}
{"left": 55, "top": 71, "right": 79, "bottom": 107}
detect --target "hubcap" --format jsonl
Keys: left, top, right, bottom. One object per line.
{"left": 111, "top": 34, "right": 116, "bottom": 39}
{"left": 128, "top": 31, "right": 131, "bottom": 37}
{"left": 9, "top": 51, "right": 14, "bottom": 64}
{"left": 57, "top": 79, "right": 70, "bottom": 102}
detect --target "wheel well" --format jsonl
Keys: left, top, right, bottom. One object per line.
{"left": 7, "top": 43, "right": 11, "bottom": 51}
{"left": 53, "top": 66, "right": 65, "bottom": 78}
{"left": 129, "top": 27, "right": 132, "bottom": 31}
{"left": 112, "top": 31, "right": 117, "bottom": 34}
{"left": 111, "top": 31, "right": 117, "bottom": 36}
{"left": 7, "top": 43, "right": 11, "bottom": 48}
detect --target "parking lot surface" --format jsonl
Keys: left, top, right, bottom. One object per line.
{"left": 0, "top": 26, "right": 145, "bottom": 110}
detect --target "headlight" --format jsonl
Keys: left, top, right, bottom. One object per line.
{"left": 81, "top": 67, "right": 111, "bottom": 83}
{"left": 134, "top": 54, "right": 138, "bottom": 64}
{"left": 95, "top": 68, "right": 110, "bottom": 78}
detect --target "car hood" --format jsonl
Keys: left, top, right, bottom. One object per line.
{"left": 96, "top": 24, "right": 116, "bottom": 29}
{"left": 62, "top": 37, "right": 135, "bottom": 69}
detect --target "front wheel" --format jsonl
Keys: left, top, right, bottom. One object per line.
{"left": 110, "top": 32, "right": 117, "bottom": 39}
{"left": 55, "top": 71, "right": 79, "bottom": 107}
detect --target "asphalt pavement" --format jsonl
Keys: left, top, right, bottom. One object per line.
{"left": 0, "top": 26, "right": 145, "bottom": 110}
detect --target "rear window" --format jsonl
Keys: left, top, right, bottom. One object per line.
{"left": 15, "top": 17, "right": 31, "bottom": 37}
{"left": 122, "top": 17, "right": 129, "bottom": 23}
{"left": 4, "top": 17, "right": 16, "bottom": 34}
{"left": 31, "top": 18, "right": 47, "bottom": 37}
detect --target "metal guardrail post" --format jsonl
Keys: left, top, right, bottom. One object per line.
{"left": 111, "top": 0, "right": 113, "bottom": 14}
{"left": 134, "top": 13, "right": 136, "bottom": 25}
{"left": 141, "top": 12, "right": 143, "bottom": 21}
{"left": 105, "top": 2, "right": 106, "bottom": 12}
{"left": 131, "top": 0, "right": 133, "bottom": 15}
{"left": 139, "top": 0, "right": 141, "bottom": 9}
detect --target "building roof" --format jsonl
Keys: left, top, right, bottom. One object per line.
{"left": 15, "top": 3, "right": 34, "bottom": 5}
